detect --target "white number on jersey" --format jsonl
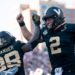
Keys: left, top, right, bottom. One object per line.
{"left": 0, "top": 50, "right": 21, "bottom": 72}
{"left": 49, "top": 36, "right": 61, "bottom": 54}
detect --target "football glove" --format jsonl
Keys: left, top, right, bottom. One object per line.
{"left": 32, "top": 14, "right": 40, "bottom": 26}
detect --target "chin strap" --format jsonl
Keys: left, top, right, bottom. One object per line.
{"left": 54, "top": 22, "right": 66, "bottom": 31}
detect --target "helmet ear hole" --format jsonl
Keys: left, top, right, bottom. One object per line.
{"left": 54, "top": 17, "right": 64, "bottom": 25}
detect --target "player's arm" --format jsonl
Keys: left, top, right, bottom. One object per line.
{"left": 21, "top": 23, "right": 41, "bottom": 52}
{"left": 29, "top": 14, "right": 44, "bottom": 46}
{"left": 17, "top": 13, "right": 32, "bottom": 41}
{"left": 21, "top": 14, "right": 43, "bottom": 52}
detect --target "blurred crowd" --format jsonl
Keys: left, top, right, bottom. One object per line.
{"left": 23, "top": 47, "right": 52, "bottom": 75}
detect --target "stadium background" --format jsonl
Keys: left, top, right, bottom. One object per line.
{"left": 0, "top": 0, "right": 75, "bottom": 75}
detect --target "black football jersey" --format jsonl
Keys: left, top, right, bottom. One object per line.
{"left": 0, "top": 41, "right": 25, "bottom": 75}
{"left": 41, "top": 23, "right": 75, "bottom": 69}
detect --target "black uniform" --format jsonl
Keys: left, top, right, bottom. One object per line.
{"left": 34, "top": 23, "right": 75, "bottom": 75}
{"left": 0, "top": 41, "right": 25, "bottom": 75}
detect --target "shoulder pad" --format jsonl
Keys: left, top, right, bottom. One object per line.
{"left": 65, "top": 23, "right": 75, "bottom": 32}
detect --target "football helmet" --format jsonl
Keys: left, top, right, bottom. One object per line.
{"left": 42, "top": 6, "right": 65, "bottom": 30}
{"left": 0, "top": 31, "right": 15, "bottom": 49}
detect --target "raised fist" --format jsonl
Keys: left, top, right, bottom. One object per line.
{"left": 16, "top": 13, "right": 24, "bottom": 23}
{"left": 32, "top": 14, "right": 40, "bottom": 26}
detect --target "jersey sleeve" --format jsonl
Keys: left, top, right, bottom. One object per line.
{"left": 15, "top": 41, "right": 26, "bottom": 49}
{"left": 30, "top": 32, "right": 41, "bottom": 49}
{"left": 30, "top": 26, "right": 46, "bottom": 49}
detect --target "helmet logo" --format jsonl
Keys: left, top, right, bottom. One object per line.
{"left": 53, "top": 9, "right": 60, "bottom": 16}
{"left": 0, "top": 38, "right": 3, "bottom": 45}
{"left": 0, "top": 38, "right": 7, "bottom": 46}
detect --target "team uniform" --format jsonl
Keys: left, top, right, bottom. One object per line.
{"left": 31, "top": 6, "right": 75, "bottom": 75}
{"left": 40, "top": 23, "right": 75, "bottom": 75}
{"left": 0, "top": 41, "right": 25, "bottom": 75}
{"left": 0, "top": 31, "right": 26, "bottom": 75}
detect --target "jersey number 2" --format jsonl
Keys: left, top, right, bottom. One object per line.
{"left": 50, "top": 36, "right": 61, "bottom": 54}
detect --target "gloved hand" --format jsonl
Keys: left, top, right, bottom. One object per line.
{"left": 32, "top": 14, "right": 40, "bottom": 26}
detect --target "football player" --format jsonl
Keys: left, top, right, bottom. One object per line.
{"left": 0, "top": 31, "right": 33, "bottom": 75}
{"left": 18, "top": 6, "right": 75, "bottom": 75}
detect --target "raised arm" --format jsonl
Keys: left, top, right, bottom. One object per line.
{"left": 21, "top": 14, "right": 41, "bottom": 52}
{"left": 17, "top": 13, "right": 32, "bottom": 41}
